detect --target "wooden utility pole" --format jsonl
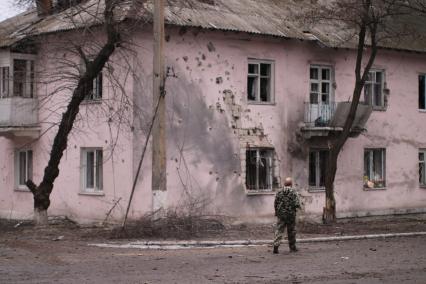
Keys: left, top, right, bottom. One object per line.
{"left": 152, "top": 0, "right": 167, "bottom": 210}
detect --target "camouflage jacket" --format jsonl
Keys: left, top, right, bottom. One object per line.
{"left": 274, "top": 186, "right": 301, "bottom": 220}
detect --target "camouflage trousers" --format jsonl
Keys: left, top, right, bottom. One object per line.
{"left": 273, "top": 217, "right": 297, "bottom": 250}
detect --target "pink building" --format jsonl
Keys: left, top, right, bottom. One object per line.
{"left": 0, "top": 0, "right": 425, "bottom": 224}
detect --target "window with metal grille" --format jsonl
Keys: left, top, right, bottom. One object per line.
{"left": 246, "top": 148, "right": 275, "bottom": 191}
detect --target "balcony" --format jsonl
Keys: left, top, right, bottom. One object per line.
{"left": 0, "top": 97, "right": 40, "bottom": 139}
{"left": 301, "top": 101, "right": 372, "bottom": 139}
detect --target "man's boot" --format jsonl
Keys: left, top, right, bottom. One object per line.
{"left": 290, "top": 246, "right": 298, "bottom": 252}
{"left": 273, "top": 246, "right": 279, "bottom": 254}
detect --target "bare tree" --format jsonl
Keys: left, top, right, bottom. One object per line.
{"left": 21, "top": 0, "right": 127, "bottom": 225}
{"left": 304, "top": 0, "right": 418, "bottom": 223}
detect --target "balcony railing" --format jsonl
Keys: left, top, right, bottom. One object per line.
{"left": 304, "top": 102, "right": 337, "bottom": 127}
{"left": 0, "top": 97, "right": 39, "bottom": 138}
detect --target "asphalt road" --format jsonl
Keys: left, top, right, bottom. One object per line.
{"left": 0, "top": 236, "right": 425, "bottom": 283}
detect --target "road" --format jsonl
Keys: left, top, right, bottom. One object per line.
{"left": 0, "top": 236, "right": 425, "bottom": 283}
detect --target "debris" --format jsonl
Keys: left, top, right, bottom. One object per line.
{"left": 341, "top": 256, "right": 349, "bottom": 260}
{"left": 369, "top": 248, "right": 377, "bottom": 251}
{"left": 52, "top": 236, "right": 64, "bottom": 241}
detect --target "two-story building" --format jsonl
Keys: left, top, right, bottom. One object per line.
{"left": 0, "top": 0, "right": 425, "bottom": 223}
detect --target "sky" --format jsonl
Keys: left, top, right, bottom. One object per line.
{"left": 0, "top": 0, "right": 27, "bottom": 21}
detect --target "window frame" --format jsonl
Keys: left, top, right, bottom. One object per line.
{"left": 247, "top": 59, "right": 275, "bottom": 104}
{"left": 0, "top": 66, "right": 10, "bottom": 98}
{"left": 309, "top": 65, "right": 333, "bottom": 105}
{"left": 419, "top": 149, "right": 426, "bottom": 188}
{"left": 363, "top": 148, "right": 386, "bottom": 189}
{"left": 419, "top": 74, "right": 426, "bottom": 111}
{"left": 15, "top": 149, "right": 33, "bottom": 191}
{"left": 364, "top": 69, "right": 386, "bottom": 110}
{"left": 12, "top": 58, "right": 35, "bottom": 98}
{"left": 80, "top": 148, "right": 104, "bottom": 193}
{"left": 308, "top": 149, "right": 329, "bottom": 191}
{"left": 245, "top": 147, "right": 276, "bottom": 192}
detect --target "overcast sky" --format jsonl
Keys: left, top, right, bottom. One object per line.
{"left": 0, "top": 0, "right": 27, "bottom": 22}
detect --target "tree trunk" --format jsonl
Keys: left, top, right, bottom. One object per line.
{"left": 323, "top": 146, "right": 339, "bottom": 224}
{"left": 34, "top": 208, "right": 48, "bottom": 226}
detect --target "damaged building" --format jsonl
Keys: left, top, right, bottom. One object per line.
{"left": 0, "top": 0, "right": 425, "bottom": 223}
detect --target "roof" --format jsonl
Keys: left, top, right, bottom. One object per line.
{"left": 0, "top": 0, "right": 425, "bottom": 53}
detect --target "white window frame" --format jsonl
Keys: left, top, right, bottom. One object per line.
{"left": 419, "top": 74, "right": 426, "bottom": 111}
{"left": 420, "top": 149, "right": 426, "bottom": 187}
{"left": 364, "top": 69, "right": 385, "bottom": 109}
{"left": 247, "top": 59, "right": 274, "bottom": 104}
{"left": 309, "top": 65, "right": 333, "bottom": 105}
{"left": 81, "top": 148, "right": 103, "bottom": 193}
{"left": 364, "top": 148, "right": 386, "bottom": 189}
{"left": 15, "top": 149, "right": 33, "bottom": 190}
{"left": 245, "top": 147, "right": 275, "bottom": 191}
{"left": 80, "top": 58, "right": 103, "bottom": 102}
{"left": 309, "top": 149, "right": 328, "bottom": 191}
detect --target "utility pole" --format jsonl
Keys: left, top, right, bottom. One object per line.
{"left": 152, "top": 0, "right": 167, "bottom": 212}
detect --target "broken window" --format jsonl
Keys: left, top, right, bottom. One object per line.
{"left": 364, "top": 70, "right": 385, "bottom": 109}
{"left": 15, "top": 150, "right": 33, "bottom": 189}
{"left": 309, "top": 149, "right": 328, "bottom": 189}
{"left": 81, "top": 148, "right": 103, "bottom": 192}
{"left": 310, "top": 65, "right": 332, "bottom": 105}
{"left": 364, "top": 148, "right": 386, "bottom": 188}
{"left": 84, "top": 72, "right": 103, "bottom": 100}
{"left": 419, "top": 75, "right": 425, "bottom": 110}
{"left": 0, "top": 66, "right": 9, "bottom": 98}
{"left": 247, "top": 60, "right": 273, "bottom": 103}
{"left": 420, "top": 150, "right": 426, "bottom": 186}
{"left": 246, "top": 148, "right": 275, "bottom": 191}
{"left": 13, "top": 59, "right": 35, "bottom": 98}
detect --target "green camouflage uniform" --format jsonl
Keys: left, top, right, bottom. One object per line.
{"left": 273, "top": 186, "right": 301, "bottom": 251}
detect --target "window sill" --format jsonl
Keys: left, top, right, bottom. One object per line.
{"left": 419, "top": 185, "right": 426, "bottom": 189}
{"left": 418, "top": 109, "right": 426, "bottom": 113}
{"left": 247, "top": 101, "right": 276, "bottom": 106}
{"left": 308, "top": 187, "right": 325, "bottom": 193}
{"left": 14, "top": 187, "right": 31, "bottom": 192}
{"left": 246, "top": 190, "right": 276, "bottom": 196}
{"left": 79, "top": 191, "right": 105, "bottom": 196}
{"left": 363, "top": 187, "right": 386, "bottom": 191}
{"left": 371, "top": 107, "right": 387, "bottom": 112}
{"left": 81, "top": 99, "right": 102, "bottom": 105}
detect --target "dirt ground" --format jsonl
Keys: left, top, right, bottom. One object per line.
{"left": 0, "top": 214, "right": 425, "bottom": 283}
{"left": 1, "top": 213, "right": 426, "bottom": 243}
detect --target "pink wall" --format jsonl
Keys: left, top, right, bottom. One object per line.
{"left": 0, "top": 26, "right": 425, "bottom": 223}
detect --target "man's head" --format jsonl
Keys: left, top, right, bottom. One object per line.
{"left": 284, "top": 177, "right": 293, "bottom": 187}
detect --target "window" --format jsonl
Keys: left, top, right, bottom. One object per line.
{"left": 81, "top": 148, "right": 103, "bottom": 192}
{"left": 420, "top": 150, "right": 426, "bottom": 187}
{"left": 309, "top": 149, "right": 328, "bottom": 189}
{"left": 246, "top": 148, "right": 275, "bottom": 191}
{"left": 247, "top": 60, "right": 273, "bottom": 103}
{"left": 419, "top": 75, "right": 425, "bottom": 110}
{"left": 85, "top": 72, "right": 103, "bottom": 100}
{"left": 13, "top": 59, "right": 35, "bottom": 98}
{"left": 0, "top": 66, "right": 9, "bottom": 98}
{"left": 310, "top": 65, "right": 332, "bottom": 105}
{"left": 364, "top": 148, "right": 386, "bottom": 188}
{"left": 15, "top": 150, "right": 33, "bottom": 189}
{"left": 364, "top": 70, "right": 385, "bottom": 108}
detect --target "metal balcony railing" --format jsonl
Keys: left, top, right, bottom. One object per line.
{"left": 304, "top": 102, "right": 336, "bottom": 127}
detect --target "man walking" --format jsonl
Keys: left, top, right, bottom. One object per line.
{"left": 273, "top": 177, "right": 301, "bottom": 254}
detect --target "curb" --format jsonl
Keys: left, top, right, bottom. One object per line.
{"left": 89, "top": 231, "right": 426, "bottom": 250}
